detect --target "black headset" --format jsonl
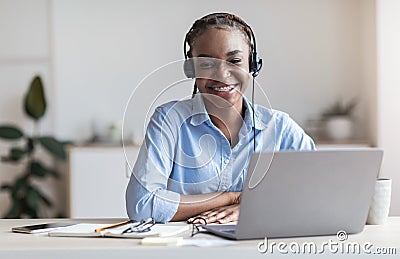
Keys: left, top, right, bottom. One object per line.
{"left": 183, "top": 14, "right": 263, "bottom": 80}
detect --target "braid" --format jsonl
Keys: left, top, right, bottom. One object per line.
{"left": 192, "top": 83, "right": 198, "bottom": 98}
{"left": 185, "top": 13, "right": 254, "bottom": 58}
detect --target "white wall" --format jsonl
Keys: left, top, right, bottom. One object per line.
{"left": 51, "top": 0, "right": 372, "bottom": 143}
{"left": 361, "top": 0, "right": 377, "bottom": 147}
{"left": 376, "top": 0, "right": 400, "bottom": 215}
{"left": 0, "top": 0, "right": 53, "bottom": 131}
{"left": 0, "top": 0, "right": 63, "bottom": 217}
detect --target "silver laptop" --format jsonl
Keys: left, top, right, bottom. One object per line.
{"left": 203, "top": 149, "right": 383, "bottom": 240}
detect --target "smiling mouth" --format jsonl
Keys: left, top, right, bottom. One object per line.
{"left": 206, "top": 83, "right": 239, "bottom": 93}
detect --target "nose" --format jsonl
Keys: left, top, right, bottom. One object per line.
{"left": 213, "top": 61, "right": 232, "bottom": 82}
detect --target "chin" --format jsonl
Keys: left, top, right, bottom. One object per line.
{"left": 202, "top": 90, "right": 243, "bottom": 109}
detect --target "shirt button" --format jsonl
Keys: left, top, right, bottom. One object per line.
{"left": 224, "top": 159, "right": 230, "bottom": 164}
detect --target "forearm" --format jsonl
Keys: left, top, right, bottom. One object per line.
{"left": 171, "top": 192, "right": 240, "bottom": 221}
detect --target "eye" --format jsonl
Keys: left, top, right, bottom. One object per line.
{"left": 198, "top": 61, "right": 216, "bottom": 69}
{"left": 228, "top": 58, "right": 242, "bottom": 66}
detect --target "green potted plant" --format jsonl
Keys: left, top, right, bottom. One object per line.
{"left": 322, "top": 99, "right": 357, "bottom": 141}
{"left": 0, "top": 75, "right": 70, "bottom": 218}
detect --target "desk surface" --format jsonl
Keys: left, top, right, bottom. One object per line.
{"left": 1, "top": 218, "right": 399, "bottom": 259}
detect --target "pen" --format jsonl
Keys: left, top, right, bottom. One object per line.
{"left": 94, "top": 220, "right": 133, "bottom": 233}
{"left": 122, "top": 218, "right": 155, "bottom": 234}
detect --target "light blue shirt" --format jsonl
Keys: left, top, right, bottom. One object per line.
{"left": 126, "top": 95, "right": 315, "bottom": 223}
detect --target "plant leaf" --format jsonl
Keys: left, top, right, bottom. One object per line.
{"left": 46, "top": 168, "right": 59, "bottom": 178}
{"left": 0, "top": 125, "right": 24, "bottom": 140}
{"left": 0, "top": 184, "right": 12, "bottom": 191}
{"left": 13, "top": 177, "right": 28, "bottom": 199}
{"left": 26, "top": 186, "right": 40, "bottom": 209}
{"left": 61, "top": 140, "right": 74, "bottom": 146}
{"left": 26, "top": 185, "right": 52, "bottom": 208}
{"left": 30, "top": 161, "right": 59, "bottom": 178}
{"left": 1, "top": 147, "right": 26, "bottom": 163}
{"left": 23, "top": 194, "right": 39, "bottom": 218}
{"left": 38, "top": 136, "right": 67, "bottom": 160}
{"left": 30, "top": 161, "right": 46, "bottom": 178}
{"left": 24, "top": 75, "right": 47, "bottom": 120}
{"left": 26, "top": 137, "right": 35, "bottom": 154}
{"left": 11, "top": 147, "right": 26, "bottom": 161}
{"left": 35, "top": 188, "right": 52, "bottom": 207}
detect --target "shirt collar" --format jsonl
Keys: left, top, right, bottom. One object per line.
{"left": 190, "top": 94, "right": 209, "bottom": 126}
{"left": 190, "top": 94, "right": 270, "bottom": 130}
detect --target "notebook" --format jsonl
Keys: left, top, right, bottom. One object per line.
{"left": 203, "top": 149, "right": 383, "bottom": 240}
{"left": 48, "top": 223, "right": 189, "bottom": 238}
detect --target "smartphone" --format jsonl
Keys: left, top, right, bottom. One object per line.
{"left": 12, "top": 222, "right": 74, "bottom": 234}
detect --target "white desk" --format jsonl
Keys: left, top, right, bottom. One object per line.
{"left": 1, "top": 218, "right": 399, "bottom": 259}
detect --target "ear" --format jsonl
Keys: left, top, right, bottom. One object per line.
{"left": 183, "top": 58, "right": 195, "bottom": 78}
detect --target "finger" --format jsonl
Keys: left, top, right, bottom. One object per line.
{"left": 187, "top": 215, "right": 208, "bottom": 224}
{"left": 202, "top": 213, "right": 220, "bottom": 223}
{"left": 208, "top": 210, "right": 230, "bottom": 222}
{"left": 198, "top": 209, "right": 217, "bottom": 217}
{"left": 218, "top": 211, "right": 238, "bottom": 223}
{"left": 188, "top": 211, "right": 212, "bottom": 223}
{"left": 198, "top": 207, "right": 225, "bottom": 218}
{"left": 195, "top": 205, "right": 237, "bottom": 223}
{"left": 217, "top": 207, "right": 240, "bottom": 223}
{"left": 205, "top": 210, "right": 233, "bottom": 223}
{"left": 200, "top": 211, "right": 225, "bottom": 224}
{"left": 204, "top": 216, "right": 219, "bottom": 224}
{"left": 188, "top": 208, "right": 222, "bottom": 223}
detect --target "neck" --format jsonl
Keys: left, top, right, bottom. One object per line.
{"left": 205, "top": 98, "right": 244, "bottom": 146}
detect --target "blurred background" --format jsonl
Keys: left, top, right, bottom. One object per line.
{"left": 0, "top": 0, "right": 399, "bottom": 218}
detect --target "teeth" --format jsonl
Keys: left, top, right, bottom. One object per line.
{"left": 213, "top": 86, "right": 232, "bottom": 92}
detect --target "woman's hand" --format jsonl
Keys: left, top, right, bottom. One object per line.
{"left": 193, "top": 203, "right": 240, "bottom": 224}
{"left": 173, "top": 191, "right": 241, "bottom": 222}
{"left": 187, "top": 192, "right": 241, "bottom": 224}
{"left": 230, "top": 191, "right": 241, "bottom": 204}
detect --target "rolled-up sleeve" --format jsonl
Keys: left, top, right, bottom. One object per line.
{"left": 126, "top": 106, "right": 181, "bottom": 223}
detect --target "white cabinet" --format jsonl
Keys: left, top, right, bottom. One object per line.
{"left": 67, "top": 145, "right": 140, "bottom": 218}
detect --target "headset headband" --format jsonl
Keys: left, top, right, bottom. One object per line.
{"left": 183, "top": 13, "right": 262, "bottom": 78}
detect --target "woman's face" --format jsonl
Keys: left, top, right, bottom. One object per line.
{"left": 191, "top": 27, "right": 251, "bottom": 110}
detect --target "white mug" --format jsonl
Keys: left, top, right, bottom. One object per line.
{"left": 366, "top": 178, "right": 392, "bottom": 225}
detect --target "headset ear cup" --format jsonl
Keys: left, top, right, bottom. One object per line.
{"left": 257, "top": 57, "right": 263, "bottom": 73}
{"left": 183, "top": 59, "right": 195, "bottom": 78}
{"left": 250, "top": 52, "right": 263, "bottom": 77}
{"left": 249, "top": 55, "right": 254, "bottom": 74}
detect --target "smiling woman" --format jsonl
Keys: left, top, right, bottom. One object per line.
{"left": 125, "top": 12, "right": 315, "bottom": 224}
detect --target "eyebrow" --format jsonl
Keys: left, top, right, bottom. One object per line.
{"left": 197, "top": 50, "right": 243, "bottom": 58}
{"left": 226, "top": 50, "right": 242, "bottom": 56}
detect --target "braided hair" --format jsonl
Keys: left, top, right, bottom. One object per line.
{"left": 185, "top": 13, "right": 254, "bottom": 96}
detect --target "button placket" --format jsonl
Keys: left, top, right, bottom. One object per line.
{"left": 218, "top": 138, "right": 232, "bottom": 191}
{"left": 221, "top": 153, "right": 234, "bottom": 191}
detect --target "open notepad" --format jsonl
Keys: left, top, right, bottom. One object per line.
{"left": 48, "top": 223, "right": 189, "bottom": 238}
